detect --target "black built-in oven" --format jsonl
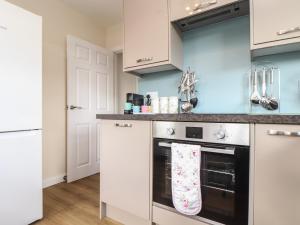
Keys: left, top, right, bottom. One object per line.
{"left": 153, "top": 122, "right": 250, "bottom": 225}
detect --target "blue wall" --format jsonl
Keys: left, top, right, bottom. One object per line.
{"left": 138, "top": 16, "right": 300, "bottom": 114}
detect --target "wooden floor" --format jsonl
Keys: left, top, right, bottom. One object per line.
{"left": 33, "top": 174, "right": 120, "bottom": 225}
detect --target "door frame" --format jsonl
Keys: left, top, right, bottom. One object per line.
{"left": 112, "top": 47, "right": 139, "bottom": 114}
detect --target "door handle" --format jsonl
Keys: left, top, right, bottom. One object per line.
{"left": 158, "top": 142, "right": 235, "bottom": 155}
{"left": 69, "top": 105, "right": 83, "bottom": 110}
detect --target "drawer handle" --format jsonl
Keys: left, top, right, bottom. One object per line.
{"left": 115, "top": 123, "right": 133, "bottom": 128}
{"left": 277, "top": 26, "right": 300, "bottom": 35}
{"left": 136, "top": 57, "right": 153, "bottom": 63}
{"left": 193, "top": 0, "right": 218, "bottom": 12}
{"left": 268, "top": 130, "right": 300, "bottom": 137}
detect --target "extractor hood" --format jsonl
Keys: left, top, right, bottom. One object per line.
{"left": 174, "top": 0, "right": 249, "bottom": 32}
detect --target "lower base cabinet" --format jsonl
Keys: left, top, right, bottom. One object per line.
{"left": 100, "top": 120, "right": 151, "bottom": 223}
{"left": 254, "top": 124, "right": 300, "bottom": 225}
{"left": 153, "top": 206, "right": 208, "bottom": 225}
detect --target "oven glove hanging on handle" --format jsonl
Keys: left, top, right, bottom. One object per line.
{"left": 171, "top": 143, "right": 202, "bottom": 216}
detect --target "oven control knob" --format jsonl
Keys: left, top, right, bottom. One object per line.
{"left": 167, "top": 128, "right": 175, "bottom": 136}
{"left": 216, "top": 130, "right": 226, "bottom": 140}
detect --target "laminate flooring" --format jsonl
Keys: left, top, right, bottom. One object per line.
{"left": 33, "top": 174, "right": 120, "bottom": 225}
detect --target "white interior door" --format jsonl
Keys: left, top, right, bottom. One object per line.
{"left": 67, "top": 36, "right": 114, "bottom": 183}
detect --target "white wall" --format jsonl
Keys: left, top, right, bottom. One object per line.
{"left": 105, "top": 22, "right": 139, "bottom": 113}
{"left": 105, "top": 22, "right": 123, "bottom": 50}
{"left": 7, "top": 0, "right": 106, "bottom": 182}
{"left": 116, "top": 54, "right": 138, "bottom": 113}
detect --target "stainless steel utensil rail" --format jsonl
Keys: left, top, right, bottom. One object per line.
{"left": 268, "top": 130, "right": 300, "bottom": 137}
{"left": 158, "top": 142, "right": 235, "bottom": 155}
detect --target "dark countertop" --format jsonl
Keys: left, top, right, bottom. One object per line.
{"left": 96, "top": 114, "right": 300, "bottom": 124}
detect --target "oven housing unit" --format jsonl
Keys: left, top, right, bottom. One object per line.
{"left": 152, "top": 122, "right": 250, "bottom": 225}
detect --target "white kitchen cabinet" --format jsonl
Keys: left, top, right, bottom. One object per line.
{"left": 251, "top": 0, "right": 300, "bottom": 56}
{"left": 170, "top": 0, "right": 238, "bottom": 22}
{"left": 123, "top": 0, "right": 182, "bottom": 74}
{"left": 254, "top": 124, "right": 300, "bottom": 225}
{"left": 100, "top": 120, "right": 151, "bottom": 222}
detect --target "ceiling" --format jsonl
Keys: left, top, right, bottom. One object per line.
{"left": 63, "top": 0, "right": 123, "bottom": 28}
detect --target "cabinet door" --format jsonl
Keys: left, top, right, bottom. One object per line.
{"left": 124, "top": 0, "right": 169, "bottom": 68}
{"left": 253, "top": 0, "right": 300, "bottom": 45}
{"left": 170, "top": 0, "right": 238, "bottom": 21}
{"left": 254, "top": 124, "right": 300, "bottom": 225}
{"left": 100, "top": 120, "right": 151, "bottom": 220}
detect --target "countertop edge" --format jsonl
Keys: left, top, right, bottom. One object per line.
{"left": 96, "top": 114, "right": 300, "bottom": 125}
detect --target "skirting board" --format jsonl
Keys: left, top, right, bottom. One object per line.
{"left": 43, "top": 174, "right": 66, "bottom": 188}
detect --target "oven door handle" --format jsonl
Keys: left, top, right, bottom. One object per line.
{"left": 158, "top": 142, "right": 235, "bottom": 155}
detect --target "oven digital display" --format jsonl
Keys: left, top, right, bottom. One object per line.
{"left": 186, "top": 127, "right": 203, "bottom": 139}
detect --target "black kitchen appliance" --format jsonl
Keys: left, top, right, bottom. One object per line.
{"left": 126, "top": 93, "right": 144, "bottom": 106}
{"left": 153, "top": 122, "right": 250, "bottom": 225}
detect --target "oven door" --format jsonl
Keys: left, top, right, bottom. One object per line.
{"left": 153, "top": 138, "right": 249, "bottom": 225}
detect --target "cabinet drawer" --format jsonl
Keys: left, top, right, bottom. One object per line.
{"left": 170, "top": 0, "right": 238, "bottom": 22}
{"left": 252, "top": 0, "right": 300, "bottom": 45}
{"left": 153, "top": 206, "right": 208, "bottom": 225}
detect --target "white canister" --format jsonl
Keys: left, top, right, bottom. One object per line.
{"left": 168, "top": 96, "right": 179, "bottom": 113}
{"left": 159, "top": 97, "right": 169, "bottom": 114}
{"left": 152, "top": 98, "right": 160, "bottom": 114}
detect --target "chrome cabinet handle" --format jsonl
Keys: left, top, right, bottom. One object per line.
{"left": 69, "top": 105, "right": 83, "bottom": 110}
{"left": 136, "top": 57, "right": 153, "bottom": 63}
{"left": 277, "top": 26, "right": 300, "bottom": 35}
{"left": 193, "top": 0, "right": 218, "bottom": 12}
{"left": 268, "top": 130, "right": 300, "bottom": 137}
{"left": 115, "top": 123, "right": 133, "bottom": 128}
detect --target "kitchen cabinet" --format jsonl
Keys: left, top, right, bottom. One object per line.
{"left": 170, "top": 0, "right": 239, "bottom": 22}
{"left": 153, "top": 206, "right": 208, "bottom": 225}
{"left": 123, "top": 0, "right": 182, "bottom": 74}
{"left": 251, "top": 0, "right": 300, "bottom": 56}
{"left": 100, "top": 120, "right": 151, "bottom": 222}
{"left": 254, "top": 124, "right": 300, "bottom": 225}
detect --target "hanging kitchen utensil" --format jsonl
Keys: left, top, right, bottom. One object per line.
{"left": 250, "top": 70, "right": 261, "bottom": 105}
{"left": 259, "top": 68, "right": 273, "bottom": 110}
{"left": 268, "top": 68, "right": 279, "bottom": 110}
{"left": 178, "top": 68, "right": 198, "bottom": 113}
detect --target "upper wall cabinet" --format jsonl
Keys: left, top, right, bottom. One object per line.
{"left": 123, "top": 0, "right": 183, "bottom": 74}
{"left": 251, "top": 0, "right": 300, "bottom": 57}
{"left": 170, "top": 0, "right": 239, "bottom": 21}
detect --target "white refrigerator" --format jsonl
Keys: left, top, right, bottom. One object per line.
{"left": 0, "top": 1, "right": 43, "bottom": 224}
